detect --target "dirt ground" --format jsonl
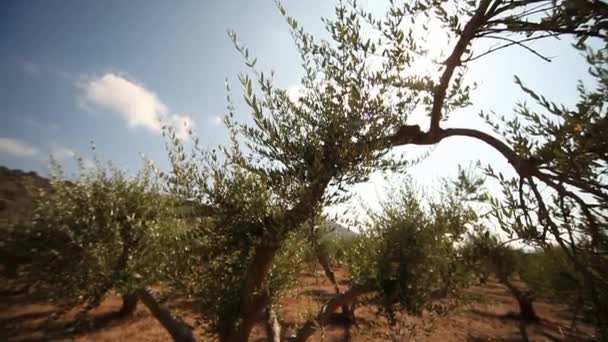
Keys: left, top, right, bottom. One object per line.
{"left": 0, "top": 269, "right": 597, "bottom": 341}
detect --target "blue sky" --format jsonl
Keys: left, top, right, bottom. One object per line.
{"left": 0, "top": 0, "right": 594, "bottom": 211}
{"left": 0, "top": 0, "right": 327, "bottom": 173}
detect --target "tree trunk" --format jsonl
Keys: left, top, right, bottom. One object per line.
{"left": 316, "top": 248, "right": 351, "bottom": 317}
{"left": 479, "top": 272, "right": 488, "bottom": 285}
{"left": 118, "top": 292, "right": 139, "bottom": 317}
{"left": 265, "top": 306, "right": 281, "bottom": 342}
{"left": 0, "top": 252, "right": 28, "bottom": 278}
{"left": 518, "top": 321, "right": 530, "bottom": 342}
{"left": 83, "top": 292, "right": 139, "bottom": 330}
{"left": 136, "top": 288, "right": 196, "bottom": 342}
{"left": 515, "top": 292, "right": 538, "bottom": 323}
{"left": 225, "top": 174, "right": 332, "bottom": 342}
{"left": 227, "top": 244, "right": 277, "bottom": 342}
{"left": 2, "top": 261, "right": 19, "bottom": 278}
{"left": 348, "top": 298, "right": 358, "bottom": 324}
{"left": 292, "top": 282, "right": 375, "bottom": 342}
{"left": 499, "top": 277, "right": 539, "bottom": 322}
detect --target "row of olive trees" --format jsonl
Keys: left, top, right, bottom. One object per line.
{"left": 3, "top": 0, "right": 606, "bottom": 340}
{"left": 3, "top": 157, "right": 588, "bottom": 341}
{"left": 3, "top": 157, "right": 487, "bottom": 341}
{"left": 254, "top": 0, "right": 607, "bottom": 337}
{"left": 145, "top": 0, "right": 608, "bottom": 338}
{"left": 462, "top": 229, "right": 594, "bottom": 327}
{"left": 1, "top": 160, "right": 197, "bottom": 340}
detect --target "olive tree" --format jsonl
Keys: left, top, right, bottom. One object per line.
{"left": 518, "top": 246, "right": 583, "bottom": 311}
{"left": 162, "top": 0, "right": 606, "bottom": 340}
{"left": 245, "top": 175, "right": 476, "bottom": 341}
{"left": 463, "top": 231, "right": 541, "bottom": 322}
{"left": 7, "top": 160, "right": 195, "bottom": 341}
{"left": 161, "top": 0, "right": 418, "bottom": 336}
{"left": 280, "top": 0, "right": 607, "bottom": 337}
{"left": 484, "top": 44, "right": 608, "bottom": 336}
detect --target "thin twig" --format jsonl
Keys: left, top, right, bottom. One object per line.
{"left": 466, "top": 33, "right": 554, "bottom": 62}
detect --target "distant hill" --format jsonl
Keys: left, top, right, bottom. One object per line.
{"left": 320, "top": 221, "right": 358, "bottom": 241}
{"left": 0, "top": 167, "right": 361, "bottom": 243}
{"left": 0, "top": 166, "right": 50, "bottom": 222}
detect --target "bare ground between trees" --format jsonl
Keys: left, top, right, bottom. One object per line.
{"left": 0, "top": 269, "right": 596, "bottom": 342}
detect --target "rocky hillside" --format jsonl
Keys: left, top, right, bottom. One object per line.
{"left": 0, "top": 166, "right": 50, "bottom": 223}
{"left": 320, "top": 220, "right": 358, "bottom": 240}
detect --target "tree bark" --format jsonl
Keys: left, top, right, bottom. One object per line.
{"left": 0, "top": 251, "right": 28, "bottom": 278}
{"left": 224, "top": 159, "right": 333, "bottom": 342}
{"left": 291, "top": 282, "right": 375, "bottom": 342}
{"left": 2, "top": 262, "right": 19, "bottom": 278}
{"left": 136, "top": 288, "right": 196, "bottom": 342}
{"left": 227, "top": 244, "right": 277, "bottom": 342}
{"left": 515, "top": 292, "right": 538, "bottom": 323}
{"left": 479, "top": 272, "right": 489, "bottom": 285}
{"left": 428, "top": 0, "right": 492, "bottom": 132}
{"left": 316, "top": 248, "right": 351, "bottom": 317}
{"left": 317, "top": 249, "right": 340, "bottom": 294}
{"left": 264, "top": 306, "right": 281, "bottom": 342}
{"left": 499, "top": 277, "right": 539, "bottom": 322}
{"left": 390, "top": 126, "right": 532, "bottom": 175}
{"left": 118, "top": 292, "right": 139, "bottom": 317}
{"left": 82, "top": 292, "right": 139, "bottom": 330}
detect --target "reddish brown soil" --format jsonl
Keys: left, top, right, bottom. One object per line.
{"left": 0, "top": 269, "right": 596, "bottom": 342}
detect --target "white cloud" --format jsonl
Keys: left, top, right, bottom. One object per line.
{"left": 171, "top": 114, "right": 196, "bottom": 141}
{"left": 50, "top": 145, "right": 77, "bottom": 161}
{"left": 0, "top": 138, "right": 95, "bottom": 169}
{"left": 0, "top": 137, "right": 39, "bottom": 157}
{"left": 81, "top": 73, "right": 167, "bottom": 131}
{"left": 81, "top": 73, "right": 195, "bottom": 140}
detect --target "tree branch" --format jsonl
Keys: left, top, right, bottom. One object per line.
{"left": 290, "top": 282, "right": 375, "bottom": 342}
{"left": 429, "top": 0, "right": 493, "bottom": 133}
{"left": 467, "top": 34, "right": 554, "bottom": 62}
{"left": 481, "top": 23, "right": 606, "bottom": 40}
{"left": 539, "top": 169, "right": 608, "bottom": 202}
{"left": 137, "top": 288, "right": 196, "bottom": 342}
{"left": 533, "top": 172, "right": 604, "bottom": 249}
{"left": 388, "top": 125, "right": 537, "bottom": 177}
